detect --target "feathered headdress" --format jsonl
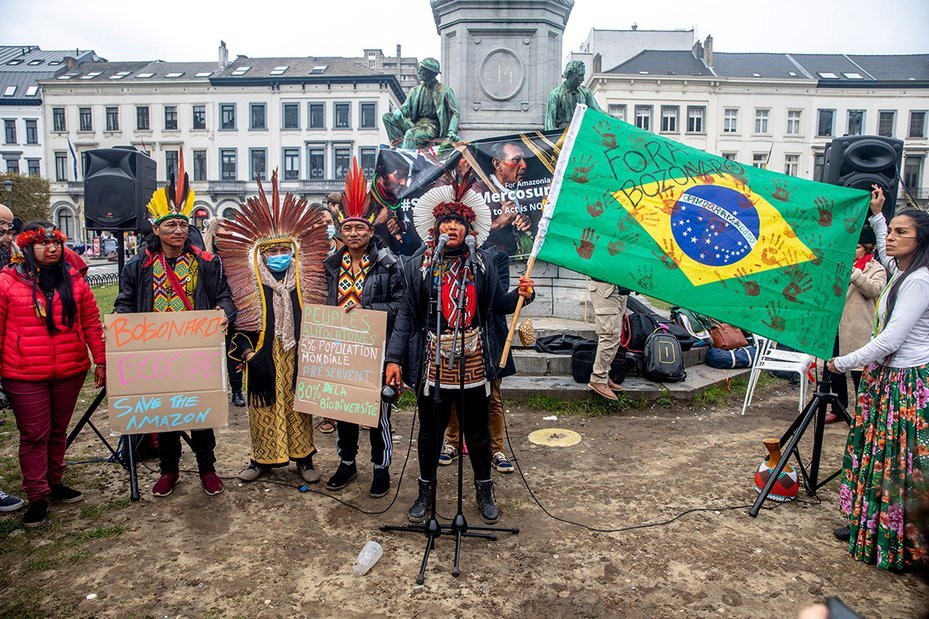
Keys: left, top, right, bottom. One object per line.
{"left": 338, "top": 157, "right": 376, "bottom": 227}
{"left": 413, "top": 171, "right": 491, "bottom": 246}
{"left": 214, "top": 169, "right": 329, "bottom": 335}
{"left": 147, "top": 150, "right": 195, "bottom": 225}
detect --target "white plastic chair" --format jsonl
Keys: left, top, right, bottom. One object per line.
{"left": 741, "top": 335, "right": 815, "bottom": 415}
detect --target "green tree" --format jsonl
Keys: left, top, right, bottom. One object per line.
{"left": 0, "top": 172, "right": 51, "bottom": 224}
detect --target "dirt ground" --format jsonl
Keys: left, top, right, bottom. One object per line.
{"left": 1, "top": 380, "right": 927, "bottom": 618}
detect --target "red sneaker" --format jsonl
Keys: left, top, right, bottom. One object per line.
{"left": 152, "top": 473, "right": 179, "bottom": 497}
{"left": 199, "top": 472, "right": 224, "bottom": 496}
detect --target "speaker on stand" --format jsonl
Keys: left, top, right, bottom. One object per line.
{"left": 821, "top": 135, "right": 904, "bottom": 225}
{"left": 83, "top": 147, "right": 157, "bottom": 232}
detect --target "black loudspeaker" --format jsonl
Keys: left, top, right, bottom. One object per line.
{"left": 84, "top": 148, "right": 157, "bottom": 231}
{"left": 822, "top": 135, "right": 903, "bottom": 223}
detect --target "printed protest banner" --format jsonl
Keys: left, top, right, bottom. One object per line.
{"left": 534, "top": 105, "right": 872, "bottom": 359}
{"left": 105, "top": 310, "right": 229, "bottom": 435}
{"left": 373, "top": 130, "right": 563, "bottom": 257}
{"left": 294, "top": 304, "right": 387, "bottom": 428}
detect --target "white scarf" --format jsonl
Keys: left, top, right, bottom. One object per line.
{"left": 257, "top": 260, "right": 298, "bottom": 351}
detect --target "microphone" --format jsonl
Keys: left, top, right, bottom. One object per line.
{"left": 464, "top": 235, "right": 477, "bottom": 265}
{"left": 434, "top": 233, "right": 450, "bottom": 256}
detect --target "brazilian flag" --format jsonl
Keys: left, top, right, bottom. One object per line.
{"left": 535, "top": 105, "right": 873, "bottom": 359}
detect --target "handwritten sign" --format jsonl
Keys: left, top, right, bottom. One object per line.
{"left": 293, "top": 304, "right": 387, "bottom": 428}
{"left": 105, "top": 310, "right": 229, "bottom": 434}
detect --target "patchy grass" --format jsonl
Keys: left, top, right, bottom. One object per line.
{"left": 524, "top": 393, "right": 649, "bottom": 416}
{"left": 91, "top": 283, "right": 119, "bottom": 319}
{"left": 0, "top": 593, "right": 44, "bottom": 619}
{"left": 397, "top": 390, "right": 417, "bottom": 411}
{"left": 26, "top": 552, "right": 90, "bottom": 572}
{"left": 80, "top": 498, "right": 132, "bottom": 519}
{"left": 68, "top": 524, "right": 126, "bottom": 545}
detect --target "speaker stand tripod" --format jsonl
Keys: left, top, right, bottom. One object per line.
{"left": 749, "top": 373, "right": 851, "bottom": 517}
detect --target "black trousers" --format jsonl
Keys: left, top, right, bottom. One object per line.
{"left": 335, "top": 403, "right": 393, "bottom": 468}
{"left": 158, "top": 429, "right": 216, "bottom": 474}
{"left": 417, "top": 385, "right": 491, "bottom": 481}
{"left": 823, "top": 336, "right": 863, "bottom": 412}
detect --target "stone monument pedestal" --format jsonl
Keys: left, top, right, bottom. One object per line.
{"left": 431, "top": 0, "right": 574, "bottom": 141}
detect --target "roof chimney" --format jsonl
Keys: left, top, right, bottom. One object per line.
{"left": 63, "top": 56, "right": 77, "bottom": 70}
{"left": 691, "top": 39, "right": 703, "bottom": 61}
{"left": 218, "top": 41, "right": 229, "bottom": 69}
{"left": 703, "top": 35, "right": 713, "bottom": 67}
{"left": 396, "top": 44, "right": 401, "bottom": 59}
{"left": 593, "top": 53, "right": 602, "bottom": 73}
{"left": 631, "top": 22, "right": 638, "bottom": 31}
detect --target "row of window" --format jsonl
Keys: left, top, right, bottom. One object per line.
{"left": 2, "top": 118, "right": 40, "bottom": 145}
{"left": 51, "top": 145, "right": 378, "bottom": 183}
{"left": 607, "top": 105, "right": 929, "bottom": 139}
{"left": 3, "top": 157, "right": 42, "bottom": 176}
{"left": 716, "top": 150, "right": 923, "bottom": 189}
{"left": 52, "top": 101, "right": 380, "bottom": 133}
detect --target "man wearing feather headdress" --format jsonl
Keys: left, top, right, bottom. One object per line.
{"left": 383, "top": 172, "right": 535, "bottom": 524}
{"left": 114, "top": 151, "right": 235, "bottom": 498}
{"left": 216, "top": 172, "right": 330, "bottom": 485}
{"left": 323, "top": 159, "right": 404, "bottom": 498}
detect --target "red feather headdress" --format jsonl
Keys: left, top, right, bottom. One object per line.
{"left": 214, "top": 169, "right": 329, "bottom": 335}
{"left": 338, "top": 157, "right": 375, "bottom": 226}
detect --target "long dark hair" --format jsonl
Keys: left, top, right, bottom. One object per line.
{"left": 885, "top": 208, "right": 929, "bottom": 324}
{"left": 19, "top": 220, "right": 76, "bottom": 334}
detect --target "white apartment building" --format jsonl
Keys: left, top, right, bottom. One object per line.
{"left": 0, "top": 46, "right": 97, "bottom": 182}
{"left": 42, "top": 45, "right": 404, "bottom": 242}
{"left": 587, "top": 37, "right": 929, "bottom": 206}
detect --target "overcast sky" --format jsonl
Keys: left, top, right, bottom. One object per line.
{"left": 1, "top": 0, "right": 926, "bottom": 64}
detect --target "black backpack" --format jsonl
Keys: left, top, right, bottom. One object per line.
{"left": 570, "top": 340, "right": 629, "bottom": 384}
{"left": 643, "top": 327, "right": 686, "bottom": 382}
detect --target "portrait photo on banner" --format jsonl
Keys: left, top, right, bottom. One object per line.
{"left": 374, "top": 129, "right": 564, "bottom": 258}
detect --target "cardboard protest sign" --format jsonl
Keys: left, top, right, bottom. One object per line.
{"left": 293, "top": 304, "right": 387, "bottom": 428}
{"left": 105, "top": 310, "right": 229, "bottom": 435}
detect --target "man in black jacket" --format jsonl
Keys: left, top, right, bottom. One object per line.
{"left": 114, "top": 188, "right": 235, "bottom": 498}
{"left": 384, "top": 179, "right": 533, "bottom": 524}
{"left": 323, "top": 208, "right": 404, "bottom": 498}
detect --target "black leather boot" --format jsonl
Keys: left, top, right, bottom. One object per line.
{"left": 475, "top": 479, "right": 500, "bottom": 524}
{"left": 408, "top": 478, "right": 434, "bottom": 523}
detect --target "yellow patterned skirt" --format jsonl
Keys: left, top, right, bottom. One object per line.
{"left": 246, "top": 338, "right": 315, "bottom": 465}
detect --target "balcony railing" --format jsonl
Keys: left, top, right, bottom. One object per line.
{"left": 67, "top": 181, "right": 84, "bottom": 195}
{"left": 208, "top": 180, "right": 247, "bottom": 194}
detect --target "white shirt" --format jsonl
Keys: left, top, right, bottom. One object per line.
{"left": 834, "top": 213, "right": 929, "bottom": 371}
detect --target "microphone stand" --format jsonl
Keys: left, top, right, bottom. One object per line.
{"left": 381, "top": 238, "right": 513, "bottom": 584}
{"left": 447, "top": 240, "right": 519, "bottom": 577}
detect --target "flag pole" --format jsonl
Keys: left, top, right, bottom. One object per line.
{"left": 499, "top": 105, "right": 587, "bottom": 367}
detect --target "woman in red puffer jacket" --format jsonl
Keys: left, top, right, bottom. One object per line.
{"left": 0, "top": 221, "right": 106, "bottom": 529}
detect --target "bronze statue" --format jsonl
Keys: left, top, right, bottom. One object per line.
{"left": 383, "top": 58, "right": 461, "bottom": 150}
{"left": 544, "top": 60, "right": 603, "bottom": 131}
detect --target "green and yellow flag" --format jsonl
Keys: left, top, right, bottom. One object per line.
{"left": 535, "top": 106, "right": 873, "bottom": 359}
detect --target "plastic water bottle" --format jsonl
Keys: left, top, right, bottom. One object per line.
{"left": 353, "top": 541, "right": 383, "bottom": 575}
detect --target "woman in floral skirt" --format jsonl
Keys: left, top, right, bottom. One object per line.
{"left": 827, "top": 185, "right": 929, "bottom": 571}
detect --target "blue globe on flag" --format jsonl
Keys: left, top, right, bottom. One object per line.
{"left": 671, "top": 185, "right": 760, "bottom": 267}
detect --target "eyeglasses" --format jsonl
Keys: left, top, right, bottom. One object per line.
{"left": 0, "top": 221, "right": 12, "bottom": 232}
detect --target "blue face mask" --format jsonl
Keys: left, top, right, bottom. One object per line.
{"left": 326, "top": 224, "right": 336, "bottom": 240}
{"left": 266, "top": 252, "right": 293, "bottom": 273}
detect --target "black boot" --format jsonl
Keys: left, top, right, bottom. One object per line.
{"left": 834, "top": 526, "right": 851, "bottom": 542}
{"left": 475, "top": 479, "right": 500, "bottom": 524}
{"left": 232, "top": 391, "right": 246, "bottom": 407}
{"left": 408, "top": 478, "right": 434, "bottom": 523}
